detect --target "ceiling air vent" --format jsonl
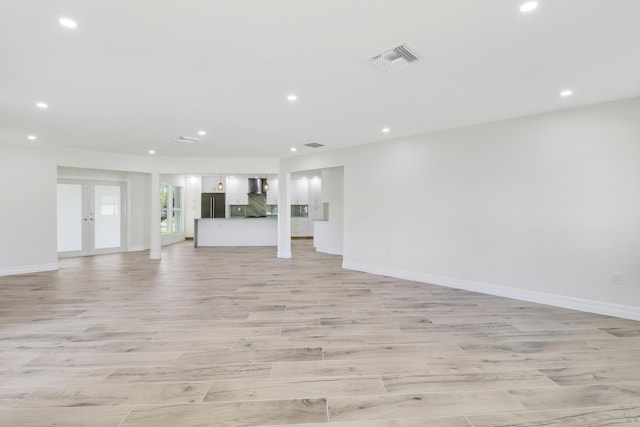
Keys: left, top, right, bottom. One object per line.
{"left": 174, "top": 136, "right": 199, "bottom": 143}
{"left": 369, "top": 42, "right": 423, "bottom": 72}
{"left": 304, "top": 142, "right": 326, "bottom": 148}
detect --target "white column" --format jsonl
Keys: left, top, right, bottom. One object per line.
{"left": 327, "top": 167, "right": 344, "bottom": 255}
{"left": 149, "top": 171, "right": 162, "bottom": 259}
{"left": 277, "top": 170, "right": 292, "bottom": 258}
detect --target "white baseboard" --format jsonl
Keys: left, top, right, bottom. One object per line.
{"left": 277, "top": 250, "right": 292, "bottom": 259}
{"left": 342, "top": 260, "right": 640, "bottom": 321}
{"left": 161, "top": 235, "right": 186, "bottom": 246}
{"left": 149, "top": 251, "right": 162, "bottom": 260}
{"left": 0, "top": 262, "right": 59, "bottom": 277}
{"left": 328, "top": 247, "right": 343, "bottom": 255}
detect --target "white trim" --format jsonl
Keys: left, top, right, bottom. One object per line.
{"left": 328, "top": 247, "right": 343, "bottom": 255}
{"left": 0, "top": 263, "right": 59, "bottom": 277}
{"left": 277, "top": 250, "right": 292, "bottom": 259}
{"left": 149, "top": 250, "right": 162, "bottom": 260}
{"left": 127, "top": 245, "right": 146, "bottom": 252}
{"left": 342, "top": 260, "right": 640, "bottom": 321}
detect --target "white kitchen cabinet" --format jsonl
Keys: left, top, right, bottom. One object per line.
{"left": 308, "top": 177, "right": 321, "bottom": 203}
{"left": 201, "top": 175, "right": 226, "bottom": 193}
{"left": 226, "top": 176, "right": 248, "bottom": 205}
{"left": 239, "top": 178, "right": 248, "bottom": 202}
{"left": 307, "top": 176, "right": 322, "bottom": 220}
{"left": 290, "top": 178, "right": 309, "bottom": 204}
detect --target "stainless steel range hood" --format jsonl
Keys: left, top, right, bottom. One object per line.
{"left": 248, "top": 178, "right": 267, "bottom": 194}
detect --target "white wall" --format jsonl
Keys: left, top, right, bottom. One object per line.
{"left": 0, "top": 144, "right": 58, "bottom": 275}
{"left": 326, "top": 167, "right": 344, "bottom": 255}
{"left": 153, "top": 156, "right": 278, "bottom": 175}
{"left": 281, "top": 97, "right": 640, "bottom": 320}
{"left": 128, "top": 173, "right": 151, "bottom": 251}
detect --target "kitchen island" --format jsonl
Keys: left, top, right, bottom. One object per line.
{"left": 194, "top": 218, "right": 277, "bottom": 247}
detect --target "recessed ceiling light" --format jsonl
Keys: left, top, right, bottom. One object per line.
{"left": 148, "top": 150, "right": 155, "bottom": 154}
{"left": 520, "top": 1, "right": 539, "bottom": 13}
{"left": 560, "top": 89, "right": 573, "bottom": 97}
{"left": 382, "top": 127, "right": 390, "bottom": 133}
{"left": 287, "top": 94, "right": 298, "bottom": 102}
{"left": 198, "top": 130, "right": 206, "bottom": 136}
{"left": 36, "top": 102, "right": 48, "bottom": 109}
{"left": 59, "top": 17, "right": 78, "bottom": 29}
{"left": 27, "top": 135, "right": 37, "bottom": 140}
{"left": 290, "top": 147, "right": 297, "bottom": 152}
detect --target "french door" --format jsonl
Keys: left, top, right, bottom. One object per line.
{"left": 57, "top": 180, "right": 126, "bottom": 257}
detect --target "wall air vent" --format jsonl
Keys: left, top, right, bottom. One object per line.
{"left": 174, "top": 135, "right": 199, "bottom": 143}
{"left": 369, "top": 42, "right": 423, "bottom": 72}
{"left": 304, "top": 142, "right": 326, "bottom": 148}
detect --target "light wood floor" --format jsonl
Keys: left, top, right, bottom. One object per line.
{"left": 2, "top": 240, "right": 640, "bottom": 426}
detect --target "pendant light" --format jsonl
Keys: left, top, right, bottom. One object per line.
{"left": 217, "top": 173, "right": 223, "bottom": 191}
{"left": 263, "top": 175, "right": 269, "bottom": 192}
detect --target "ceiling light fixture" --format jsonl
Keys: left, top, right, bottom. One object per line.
{"left": 520, "top": 1, "right": 539, "bottom": 13}
{"left": 290, "top": 147, "right": 297, "bottom": 152}
{"left": 382, "top": 127, "right": 390, "bottom": 133}
{"left": 560, "top": 89, "right": 573, "bottom": 97}
{"left": 198, "top": 130, "right": 206, "bottom": 136}
{"left": 27, "top": 135, "right": 37, "bottom": 140}
{"left": 148, "top": 150, "right": 155, "bottom": 154}
{"left": 263, "top": 176, "right": 269, "bottom": 192}
{"left": 36, "top": 102, "right": 48, "bottom": 109}
{"left": 218, "top": 173, "right": 224, "bottom": 191}
{"left": 59, "top": 17, "right": 78, "bottom": 29}
{"left": 287, "top": 94, "right": 298, "bottom": 102}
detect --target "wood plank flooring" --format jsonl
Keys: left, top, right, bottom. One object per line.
{"left": 1, "top": 240, "right": 640, "bottom": 426}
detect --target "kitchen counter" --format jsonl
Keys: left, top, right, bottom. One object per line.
{"left": 195, "top": 218, "right": 277, "bottom": 247}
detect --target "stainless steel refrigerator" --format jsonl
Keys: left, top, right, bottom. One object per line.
{"left": 201, "top": 193, "right": 226, "bottom": 218}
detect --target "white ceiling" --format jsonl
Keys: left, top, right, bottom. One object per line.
{"left": 2, "top": 1, "right": 639, "bottom": 158}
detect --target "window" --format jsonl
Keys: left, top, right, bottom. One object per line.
{"left": 100, "top": 194, "right": 119, "bottom": 216}
{"left": 172, "top": 186, "right": 182, "bottom": 233}
{"left": 160, "top": 184, "right": 183, "bottom": 235}
{"left": 160, "top": 184, "right": 169, "bottom": 234}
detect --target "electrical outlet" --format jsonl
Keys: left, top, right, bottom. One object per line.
{"left": 611, "top": 272, "right": 623, "bottom": 286}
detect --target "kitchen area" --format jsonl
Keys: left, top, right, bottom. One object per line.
{"left": 192, "top": 171, "right": 330, "bottom": 247}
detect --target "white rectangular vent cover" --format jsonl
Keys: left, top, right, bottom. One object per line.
{"left": 369, "top": 42, "right": 423, "bottom": 71}
{"left": 304, "top": 142, "right": 326, "bottom": 148}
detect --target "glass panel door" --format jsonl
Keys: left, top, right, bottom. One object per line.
{"left": 57, "top": 183, "right": 83, "bottom": 253}
{"left": 57, "top": 180, "right": 126, "bottom": 257}
{"left": 94, "top": 185, "right": 121, "bottom": 250}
